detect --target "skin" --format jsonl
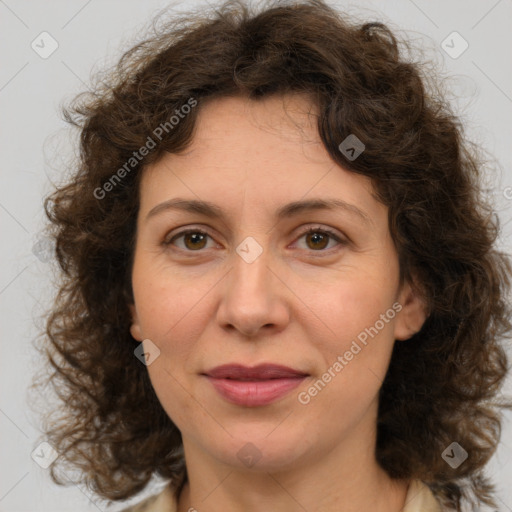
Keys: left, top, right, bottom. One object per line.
{"left": 129, "top": 93, "right": 428, "bottom": 512}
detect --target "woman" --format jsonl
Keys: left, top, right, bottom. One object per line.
{"left": 36, "top": 0, "right": 512, "bottom": 511}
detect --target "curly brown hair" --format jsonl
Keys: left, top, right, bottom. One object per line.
{"left": 33, "top": 0, "right": 512, "bottom": 510}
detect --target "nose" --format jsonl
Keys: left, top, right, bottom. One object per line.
{"left": 215, "top": 240, "right": 290, "bottom": 339}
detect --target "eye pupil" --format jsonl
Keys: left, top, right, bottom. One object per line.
{"left": 306, "top": 231, "right": 329, "bottom": 250}
{"left": 185, "top": 232, "right": 207, "bottom": 250}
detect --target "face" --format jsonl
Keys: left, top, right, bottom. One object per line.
{"left": 129, "top": 94, "right": 427, "bottom": 473}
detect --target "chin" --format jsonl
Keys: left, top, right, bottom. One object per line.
{"left": 203, "top": 427, "right": 314, "bottom": 473}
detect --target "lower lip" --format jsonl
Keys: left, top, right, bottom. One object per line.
{"left": 205, "top": 376, "right": 307, "bottom": 406}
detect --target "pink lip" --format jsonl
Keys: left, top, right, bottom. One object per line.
{"left": 203, "top": 364, "right": 309, "bottom": 407}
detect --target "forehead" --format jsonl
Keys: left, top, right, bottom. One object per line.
{"left": 195, "top": 93, "right": 321, "bottom": 142}
{"left": 138, "top": 94, "right": 383, "bottom": 226}
{"left": 148, "top": 93, "right": 325, "bottom": 172}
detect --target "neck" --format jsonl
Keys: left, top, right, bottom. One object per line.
{"left": 176, "top": 410, "right": 409, "bottom": 512}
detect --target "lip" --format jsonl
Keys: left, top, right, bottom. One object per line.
{"left": 203, "top": 364, "right": 309, "bottom": 407}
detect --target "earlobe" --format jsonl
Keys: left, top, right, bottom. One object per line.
{"left": 129, "top": 303, "right": 143, "bottom": 341}
{"left": 394, "top": 279, "right": 429, "bottom": 341}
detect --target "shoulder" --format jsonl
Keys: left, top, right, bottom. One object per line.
{"left": 403, "top": 479, "right": 445, "bottom": 512}
{"left": 118, "top": 485, "right": 177, "bottom": 512}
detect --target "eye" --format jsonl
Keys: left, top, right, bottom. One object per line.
{"left": 164, "top": 226, "right": 347, "bottom": 253}
{"left": 165, "top": 229, "right": 214, "bottom": 251}
{"left": 294, "top": 226, "right": 347, "bottom": 253}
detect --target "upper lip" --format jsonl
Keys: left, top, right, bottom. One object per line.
{"left": 203, "top": 364, "right": 309, "bottom": 380}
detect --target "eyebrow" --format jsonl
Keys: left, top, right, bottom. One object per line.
{"left": 145, "top": 197, "right": 372, "bottom": 226}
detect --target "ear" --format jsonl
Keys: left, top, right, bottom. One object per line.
{"left": 394, "top": 278, "right": 429, "bottom": 341}
{"left": 129, "top": 303, "right": 143, "bottom": 341}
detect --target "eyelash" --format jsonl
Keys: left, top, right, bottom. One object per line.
{"left": 164, "top": 226, "right": 347, "bottom": 255}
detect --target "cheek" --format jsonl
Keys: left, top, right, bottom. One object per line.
{"left": 136, "top": 290, "right": 204, "bottom": 375}
{"left": 301, "top": 265, "right": 399, "bottom": 352}
{"left": 132, "top": 256, "right": 213, "bottom": 343}
{"left": 146, "top": 363, "right": 202, "bottom": 435}
{"left": 134, "top": 280, "right": 206, "bottom": 427}
{"left": 295, "top": 278, "right": 398, "bottom": 430}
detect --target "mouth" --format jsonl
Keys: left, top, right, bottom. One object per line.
{"left": 202, "top": 364, "right": 309, "bottom": 407}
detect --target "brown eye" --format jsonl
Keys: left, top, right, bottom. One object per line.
{"left": 304, "top": 231, "right": 330, "bottom": 250}
{"left": 296, "top": 227, "right": 346, "bottom": 253}
{"left": 166, "top": 230, "right": 212, "bottom": 251}
{"left": 183, "top": 232, "right": 208, "bottom": 250}
{"left": 165, "top": 226, "right": 346, "bottom": 254}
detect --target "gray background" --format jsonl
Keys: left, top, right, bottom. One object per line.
{"left": 1, "top": 0, "right": 511, "bottom": 511}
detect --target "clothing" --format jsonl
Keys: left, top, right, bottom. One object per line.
{"left": 119, "top": 478, "right": 444, "bottom": 512}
